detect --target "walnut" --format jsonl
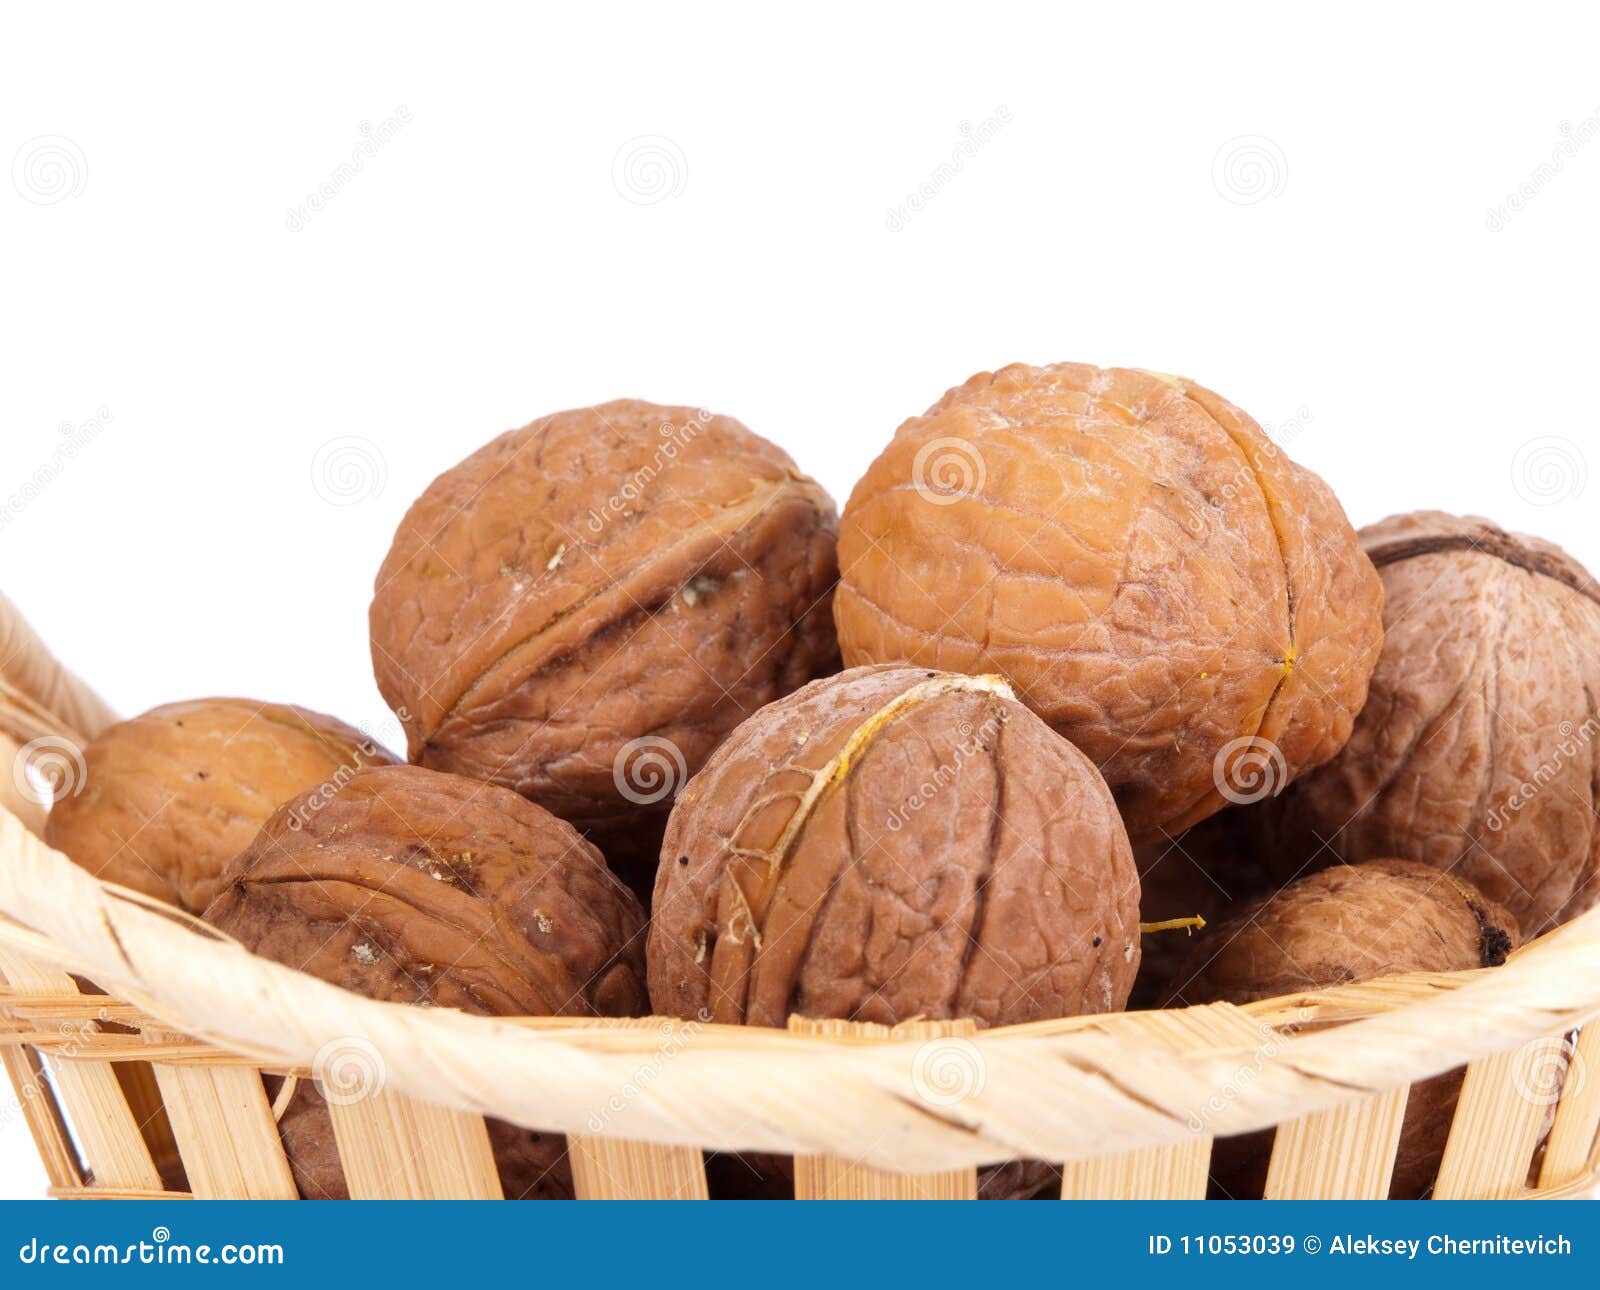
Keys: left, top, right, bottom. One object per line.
{"left": 649, "top": 664, "right": 1139, "bottom": 1197}
{"left": 834, "top": 363, "right": 1383, "bottom": 843}
{"left": 1252, "top": 512, "right": 1600, "bottom": 935}
{"left": 44, "top": 698, "right": 392, "bottom": 914}
{"left": 204, "top": 764, "right": 647, "bottom": 1199}
{"left": 1165, "top": 859, "right": 1520, "bottom": 1198}
{"left": 649, "top": 665, "right": 1140, "bottom": 1028}
{"left": 369, "top": 400, "right": 840, "bottom": 882}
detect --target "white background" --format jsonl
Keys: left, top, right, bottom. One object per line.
{"left": 2, "top": 2, "right": 1597, "bottom": 1199}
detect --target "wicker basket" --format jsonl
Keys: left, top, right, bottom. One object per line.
{"left": 2, "top": 595, "right": 1597, "bottom": 1202}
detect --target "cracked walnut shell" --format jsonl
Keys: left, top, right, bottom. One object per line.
{"left": 44, "top": 698, "right": 393, "bottom": 915}
{"left": 370, "top": 400, "right": 841, "bottom": 875}
{"left": 204, "top": 763, "right": 647, "bottom": 1200}
{"left": 834, "top": 363, "right": 1384, "bottom": 843}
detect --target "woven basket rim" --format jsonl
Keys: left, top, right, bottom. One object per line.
{"left": 3, "top": 596, "right": 1598, "bottom": 1171}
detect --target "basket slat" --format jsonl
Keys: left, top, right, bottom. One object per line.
{"left": 1262, "top": 1086, "right": 1408, "bottom": 1199}
{"left": 790, "top": 1017, "right": 979, "bottom": 1200}
{"left": 0, "top": 1043, "right": 81, "bottom": 1188}
{"left": 327, "top": 1088, "right": 503, "bottom": 1200}
{"left": 568, "top": 1136, "right": 710, "bottom": 1200}
{"left": 1538, "top": 1023, "right": 1600, "bottom": 1190}
{"left": 1060, "top": 1003, "right": 1268, "bottom": 1200}
{"left": 147, "top": 1031, "right": 296, "bottom": 1199}
{"left": 0, "top": 946, "right": 162, "bottom": 1192}
{"left": 1433, "top": 1037, "right": 1553, "bottom": 1199}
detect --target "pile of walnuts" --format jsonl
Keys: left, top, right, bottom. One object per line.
{"left": 38, "top": 365, "right": 1598, "bottom": 1200}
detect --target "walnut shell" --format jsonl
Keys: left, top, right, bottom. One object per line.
{"left": 204, "top": 763, "right": 647, "bottom": 1199}
{"left": 370, "top": 400, "right": 841, "bottom": 878}
{"left": 1254, "top": 512, "right": 1600, "bottom": 935}
{"left": 1165, "top": 859, "right": 1520, "bottom": 1198}
{"left": 44, "top": 698, "right": 392, "bottom": 914}
{"left": 649, "top": 664, "right": 1141, "bottom": 1028}
{"left": 835, "top": 363, "right": 1383, "bottom": 843}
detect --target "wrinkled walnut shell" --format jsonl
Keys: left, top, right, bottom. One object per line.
{"left": 1255, "top": 512, "right": 1600, "bottom": 935}
{"left": 649, "top": 664, "right": 1141, "bottom": 1028}
{"left": 1165, "top": 859, "right": 1520, "bottom": 1199}
{"left": 370, "top": 400, "right": 841, "bottom": 878}
{"left": 205, "top": 764, "right": 647, "bottom": 1199}
{"left": 45, "top": 698, "right": 392, "bottom": 914}
{"left": 835, "top": 363, "right": 1383, "bottom": 843}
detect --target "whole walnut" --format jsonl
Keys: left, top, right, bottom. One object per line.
{"left": 834, "top": 363, "right": 1383, "bottom": 844}
{"left": 650, "top": 664, "right": 1139, "bottom": 1198}
{"left": 205, "top": 764, "right": 647, "bottom": 1200}
{"left": 1165, "top": 859, "right": 1520, "bottom": 1199}
{"left": 45, "top": 698, "right": 392, "bottom": 914}
{"left": 370, "top": 400, "right": 841, "bottom": 881}
{"left": 1253, "top": 512, "right": 1600, "bottom": 935}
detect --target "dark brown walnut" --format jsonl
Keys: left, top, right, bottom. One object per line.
{"left": 204, "top": 764, "right": 647, "bottom": 1200}
{"left": 1165, "top": 859, "right": 1520, "bottom": 1199}
{"left": 835, "top": 363, "right": 1384, "bottom": 844}
{"left": 44, "top": 698, "right": 392, "bottom": 915}
{"left": 370, "top": 399, "right": 840, "bottom": 883}
{"left": 649, "top": 664, "right": 1140, "bottom": 1198}
{"left": 1253, "top": 512, "right": 1600, "bottom": 936}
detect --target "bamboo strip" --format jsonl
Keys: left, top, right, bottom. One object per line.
{"left": 0, "top": 946, "right": 162, "bottom": 1192}
{"left": 567, "top": 1017, "right": 711, "bottom": 1199}
{"left": 569, "top": 1137, "right": 709, "bottom": 1200}
{"left": 1263, "top": 1085, "right": 1408, "bottom": 1199}
{"left": 791, "top": 1018, "right": 979, "bottom": 1200}
{"left": 1537, "top": 1024, "right": 1600, "bottom": 1190}
{"left": 327, "top": 1088, "right": 503, "bottom": 1199}
{"left": 1061, "top": 1003, "right": 1269, "bottom": 1199}
{"left": 0, "top": 590, "right": 118, "bottom": 740}
{"left": 146, "top": 1030, "right": 297, "bottom": 1199}
{"left": 1433, "top": 1037, "right": 1558, "bottom": 1199}
{"left": 0, "top": 1043, "right": 81, "bottom": 1188}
